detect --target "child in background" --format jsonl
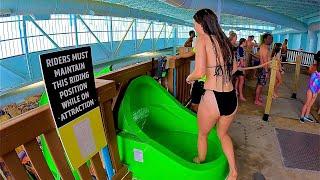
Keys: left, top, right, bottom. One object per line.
{"left": 234, "top": 38, "right": 247, "bottom": 101}
{"left": 300, "top": 51, "right": 320, "bottom": 123}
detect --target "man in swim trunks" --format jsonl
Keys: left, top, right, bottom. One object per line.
{"left": 245, "top": 35, "right": 257, "bottom": 52}
{"left": 254, "top": 33, "right": 273, "bottom": 106}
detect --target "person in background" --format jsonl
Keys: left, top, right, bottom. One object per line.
{"left": 254, "top": 33, "right": 273, "bottom": 106}
{"left": 234, "top": 38, "right": 247, "bottom": 101}
{"left": 228, "top": 32, "right": 238, "bottom": 62}
{"left": 300, "top": 51, "right": 320, "bottom": 123}
{"left": 229, "top": 32, "right": 237, "bottom": 46}
{"left": 281, "top": 39, "right": 288, "bottom": 62}
{"left": 271, "top": 43, "right": 283, "bottom": 98}
{"left": 245, "top": 35, "right": 257, "bottom": 52}
{"left": 184, "top": 30, "right": 196, "bottom": 47}
{"left": 244, "top": 35, "right": 258, "bottom": 78}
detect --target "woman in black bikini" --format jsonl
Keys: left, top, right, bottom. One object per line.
{"left": 186, "top": 9, "right": 238, "bottom": 180}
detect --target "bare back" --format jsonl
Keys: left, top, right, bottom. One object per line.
{"left": 202, "top": 35, "right": 234, "bottom": 92}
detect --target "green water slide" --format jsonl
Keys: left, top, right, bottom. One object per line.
{"left": 117, "top": 76, "right": 228, "bottom": 179}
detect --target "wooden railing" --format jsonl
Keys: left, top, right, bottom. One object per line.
{"left": 286, "top": 49, "right": 315, "bottom": 66}
{"left": 0, "top": 79, "right": 131, "bottom": 180}
{"left": 167, "top": 56, "right": 193, "bottom": 105}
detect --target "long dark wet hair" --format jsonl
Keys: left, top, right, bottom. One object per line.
{"left": 271, "top": 43, "right": 282, "bottom": 57}
{"left": 193, "top": 8, "right": 234, "bottom": 80}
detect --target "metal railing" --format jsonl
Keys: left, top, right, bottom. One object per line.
{"left": 286, "top": 49, "right": 315, "bottom": 66}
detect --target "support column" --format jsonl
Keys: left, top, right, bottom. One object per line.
{"left": 173, "top": 25, "right": 178, "bottom": 55}
{"left": 288, "top": 33, "right": 294, "bottom": 49}
{"left": 317, "top": 32, "right": 320, "bottom": 52}
{"left": 291, "top": 33, "right": 302, "bottom": 50}
{"left": 133, "top": 19, "right": 137, "bottom": 53}
{"left": 164, "top": 23, "right": 167, "bottom": 48}
{"left": 300, "top": 33, "right": 308, "bottom": 51}
{"left": 306, "top": 30, "right": 317, "bottom": 53}
{"left": 109, "top": 17, "right": 113, "bottom": 54}
{"left": 151, "top": 21, "right": 155, "bottom": 51}
{"left": 73, "top": 14, "right": 79, "bottom": 47}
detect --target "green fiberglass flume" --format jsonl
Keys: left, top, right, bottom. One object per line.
{"left": 117, "top": 75, "right": 228, "bottom": 179}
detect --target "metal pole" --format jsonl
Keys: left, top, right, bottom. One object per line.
{"left": 151, "top": 21, "right": 154, "bottom": 51}
{"left": 27, "top": 15, "right": 62, "bottom": 50}
{"left": 154, "top": 24, "right": 165, "bottom": 47}
{"left": 137, "top": 22, "right": 152, "bottom": 50}
{"left": 167, "top": 25, "right": 174, "bottom": 41}
{"left": 113, "top": 19, "right": 135, "bottom": 56}
{"left": 109, "top": 17, "right": 113, "bottom": 52}
{"left": 164, "top": 23, "right": 167, "bottom": 48}
{"left": 21, "top": 16, "right": 32, "bottom": 80}
{"left": 73, "top": 14, "right": 79, "bottom": 47}
{"left": 132, "top": 19, "right": 137, "bottom": 53}
{"left": 173, "top": 25, "right": 178, "bottom": 55}
{"left": 77, "top": 15, "right": 110, "bottom": 57}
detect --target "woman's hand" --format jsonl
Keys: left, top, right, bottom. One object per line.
{"left": 168, "top": 55, "right": 180, "bottom": 61}
{"left": 186, "top": 76, "right": 194, "bottom": 84}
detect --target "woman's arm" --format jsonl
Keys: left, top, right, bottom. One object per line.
{"left": 167, "top": 50, "right": 195, "bottom": 61}
{"left": 232, "top": 58, "right": 238, "bottom": 74}
{"left": 186, "top": 36, "right": 206, "bottom": 83}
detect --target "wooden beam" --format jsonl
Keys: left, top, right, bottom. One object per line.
{"left": 78, "top": 163, "right": 92, "bottom": 180}
{"left": 1, "top": 151, "right": 29, "bottom": 179}
{"left": 0, "top": 106, "right": 55, "bottom": 156}
{"left": 43, "top": 129, "right": 74, "bottom": 179}
{"left": 90, "top": 153, "right": 107, "bottom": 180}
{"left": 99, "top": 101, "right": 122, "bottom": 171}
{"left": 24, "top": 139, "right": 53, "bottom": 179}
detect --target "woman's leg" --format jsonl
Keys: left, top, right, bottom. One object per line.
{"left": 274, "top": 71, "right": 282, "bottom": 98}
{"left": 255, "top": 85, "right": 263, "bottom": 106}
{"left": 217, "top": 110, "right": 238, "bottom": 180}
{"left": 306, "top": 93, "right": 318, "bottom": 116}
{"left": 239, "top": 76, "right": 246, "bottom": 101}
{"left": 195, "top": 91, "right": 220, "bottom": 162}
{"left": 235, "top": 77, "right": 239, "bottom": 95}
{"left": 301, "top": 89, "right": 313, "bottom": 118}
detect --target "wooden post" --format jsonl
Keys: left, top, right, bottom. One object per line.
{"left": 291, "top": 55, "right": 302, "bottom": 99}
{"left": 263, "top": 57, "right": 278, "bottom": 121}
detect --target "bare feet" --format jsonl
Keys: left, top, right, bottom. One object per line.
{"left": 254, "top": 100, "right": 263, "bottom": 106}
{"left": 226, "top": 171, "right": 238, "bottom": 180}
{"left": 227, "top": 174, "right": 237, "bottom": 180}
{"left": 239, "top": 96, "right": 247, "bottom": 101}
{"left": 193, "top": 157, "right": 202, "bottom": 164}
{"left": 259, "top": 96, "right": 263, "bottom": 102}
{"left": 273, "top": 93, "right": 279, "bottom": 98}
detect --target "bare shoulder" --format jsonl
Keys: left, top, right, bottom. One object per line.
{"left": 196, "top": 35, "right": 206, "bottom": 47}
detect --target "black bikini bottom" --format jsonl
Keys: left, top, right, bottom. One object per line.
{"left": 208, "top": 89, "right": 238, "bottom": 116}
